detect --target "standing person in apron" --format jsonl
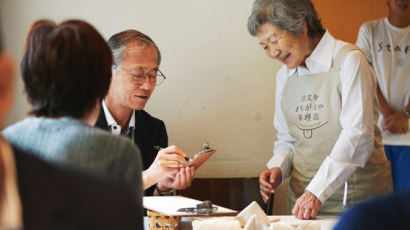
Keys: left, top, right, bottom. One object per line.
{"left": 247, "top": 0, "right": 393, "bottom": 219}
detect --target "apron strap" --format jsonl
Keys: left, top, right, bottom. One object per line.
{"left": 331, "top": 44, "right": 363, "bottom": 72}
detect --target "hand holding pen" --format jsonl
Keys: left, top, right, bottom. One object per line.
{"left": 153, "top": 145, "right": 196, "bottom": 191}
{"left": 154, "top": 146, "right": 192, "bottom": 162}
{"left": 143, "top": 145, "right": 188, "bottom": 189}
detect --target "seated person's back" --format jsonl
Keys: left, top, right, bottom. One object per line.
{"left": 0, "top": 36, "right": 142, "bottom": 229}
{"left": 1, "top": 19, "right": 143, "bottom": 202}
{"left": 3, "top": 116, "right": 142, "bottom": 195}
{"left": 13, "top": 144, "right": 142, "bottom": 230}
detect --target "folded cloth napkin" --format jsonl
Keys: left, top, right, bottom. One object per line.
{"left": 192, "top": 201, "right": 270, "bottom": 230}
{"left": 237, "top": 201, "right": 271, "bottom": 227}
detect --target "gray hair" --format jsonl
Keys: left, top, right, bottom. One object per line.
{"left": 107, "top": 29, "right": 161, "bottom": 67}
{"left": 247, "top": 0, "right": 325, "bottom": 38}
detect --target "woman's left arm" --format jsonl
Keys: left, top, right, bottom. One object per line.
{"left": 295, "top": 50, "right": 377, "bottom": 218}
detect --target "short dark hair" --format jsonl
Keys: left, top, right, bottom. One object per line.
{"left": 21, "top": 19, "right": 113, "bottom": 118}
{"left": 107, "top": 30, "right": 161, "bottom": 67}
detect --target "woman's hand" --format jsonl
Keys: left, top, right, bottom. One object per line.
{"left": 292, "top": 190, "right": 322, "bottom": 219}
{"left": 142, "top": 145, "right": 187, "bottom": 189}
{"left": 259, "top": 167, "right": 282, "bottom": 203}
{"left": 157, "top": 166, "right": 195, "bottom": 191}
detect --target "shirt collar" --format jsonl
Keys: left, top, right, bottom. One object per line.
{"left": 384, "top": 17, "right": 410, "bottom": 32}
{"left": 102, "top": 99, "right": 135, "bottom": 129}
{"left": 288, "top": 30, "right": 336, "bottom": 76}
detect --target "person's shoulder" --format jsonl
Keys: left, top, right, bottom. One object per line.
{"left": 2, "top": 118, "right": 35, "bottom": 140}
{"left": 93, "top": 128, "right": 141, "bottom": 158}
{"left": 13, "top": 146, "right": 140, "bottom": 230}
{"left": 276, "top": 66, "right": 288, "bottom": 81}
{"left": 3, "top": 117, "right": 33, "bottom": 131}
{"left": 84, "top": 125, "right": 139, "bottom": 150}
{"left": 361, "top": 18, "right": 384, "bottom": 29}
{"left": 334, "top": 42, "right": 366, "bottom": 62}
{"left": 136, "top": 110, "right": 165, "bottom": 126}
{"left": 275, "top": 66, "right": 290, "bottom": 91}
{"left": 59, "top": 118, "right": 111, "bottom": 140}
{"left": 62, "top": 119, "right": 140, "bottom": 155}
{"left": 334, "top": 191, "right": 410, "bottom": 230}
{"left": 57, "top": 124, "right": 143, "bottom": 191}
{"left": 359, "top": 18, "right": 385, "bottom": 36}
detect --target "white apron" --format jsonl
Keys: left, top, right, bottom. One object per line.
{"left": 281, "top": 44, "right": 393, "bottom": 215}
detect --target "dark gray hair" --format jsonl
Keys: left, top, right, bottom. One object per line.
{"left": 247, "top": 0, "right": 325, "bottom": 38}
{"left": 107, "top": 29, "right": 161, "bottom": 67}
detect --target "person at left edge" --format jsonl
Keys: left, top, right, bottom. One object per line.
{"left": 95, "top": 30, "right": 195, "bottom": 196}
{"left": 0, "top": 31, "right": 140, "bottom": 230}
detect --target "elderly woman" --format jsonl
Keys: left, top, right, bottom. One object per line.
{"left": 248, "top": 0, "right": 393, "bottom": 219}
{"left": 2, "top": 19, "right": 187, "bottom": 221}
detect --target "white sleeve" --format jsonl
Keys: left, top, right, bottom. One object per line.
{"left": 356, "top": 23, "right": 372, "bottom": 64}
{"left": 306, "top": 50, "right": 377, "bottom": 203}
{"left": 266, "top": 67, "right": 295, "bottom": 180}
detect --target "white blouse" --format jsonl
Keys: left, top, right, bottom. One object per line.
{"left": 267, "top": 31, "right": 381, "bottom": 203}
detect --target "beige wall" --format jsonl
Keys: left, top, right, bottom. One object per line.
{"left": 1, "top": 0, "right": 280, "bottom": 178}
{"left": 0, "top": 0, "right": 388, "bottom": 178}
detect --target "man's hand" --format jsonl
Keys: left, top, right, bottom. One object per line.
{"left": 292, "top": 190, "right": 322, "bottom": 220}
{"left": 382, "top": 111, "right": 409, "bottom": 134}
{"left": 259, "top": 167, "right": 282, "bottom": 203}
{"left": 143, "top": 145, "right": 187, "bottom": 189}
{"left": 157, "top": 166, "right": 195, "bottom": 191}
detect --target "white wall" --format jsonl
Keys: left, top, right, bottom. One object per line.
{"left": 1, "top": 0, "right": 282, "bottom": 178}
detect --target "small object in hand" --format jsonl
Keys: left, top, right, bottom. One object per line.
{"left": 153, "top": 142, "right": 216, "bottom": 168}
{"left": 190, "top": 142, "right": 216, "bottom": 169}
{"left": 177, "top": 200, "right": 218, "bottom": 215}
{"left": 193, "top": 142, "right": 214, "bottom": 159}
{"left": 200, "top": 142, "right": 213, "bottom": 153}
{"left": 264, "top": 193, "right": 274, "bottom": 215}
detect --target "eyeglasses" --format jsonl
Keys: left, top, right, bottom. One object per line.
{"left": 115, "top": 65, "right": 166, "bottom": 86}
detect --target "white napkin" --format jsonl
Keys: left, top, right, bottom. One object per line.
{"left": 269, "top": 216, "right": 337, "bottom": 230}
{"left": 271, "top": 222, "right": 333, "bottom": 230}
{"left": 192, "top": 217, "right": 242, "bottom": 230}
{"left": 243, "top": 215, "right": 270, "bottom": 230}
{"left": 236, "top": 201, "right": 270, "bottom": 228}
{"left": 192, "top": 201, "right": 271, "bottom": 230}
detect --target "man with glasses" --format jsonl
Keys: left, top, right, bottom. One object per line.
{"left": 96, "top": 30, "right": 195, "bottom": 196}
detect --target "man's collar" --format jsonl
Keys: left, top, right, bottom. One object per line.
{"left": 288, "top": 30, "right": 336, "bottom": 76}
{"left": 102, "top": 100, "right": 135, "bottom": 128}
{"left": 129, "top": 109, "right": 135, "bottom": 129}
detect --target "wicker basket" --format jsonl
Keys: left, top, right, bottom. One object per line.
{"left": 147, "top": 210, "right": 181, "bottom": 230}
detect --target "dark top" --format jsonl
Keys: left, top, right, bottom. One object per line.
{"left": 14, "top": 146, "right": 143, "bottom": 230}
{"left": 333, "top": 190, "right": 410, "bottom": 230}
{"left": 96, "top": 108, "right": 168, "bottom": 196}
